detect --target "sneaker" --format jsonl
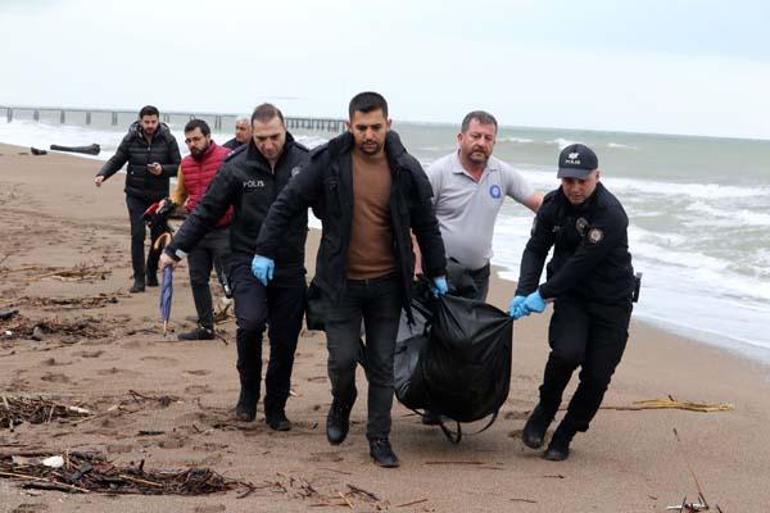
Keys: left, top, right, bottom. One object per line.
{"left": 522, "top": 403, "right": 553, "bottom": 449}
{"left": 369, "top": 438, "right": 400, "bottom": 468}
{"left": 146, "top": 274, "right": 159, "bottom": 287}
{"left": 177, "top": 326, "right": 215, "bottom": 341}
{"left": 326, "top": 390, "right": 356, "bottom": 445}
{"left": 129, "top": 279, "right": 145, "bottom": 293}
{"left": 234, "top": 382, "right": 258, "bottom": 422}
{"left": 266, "top": 410, "right": 292, "bottom": 431}
{"left": 543, "top": 422, "right": 576, "bottom": 461}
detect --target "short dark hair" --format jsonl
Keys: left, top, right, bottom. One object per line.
{"left": 251, "top": 103, "right": 285, "bottom": 126}
{"left": 348, "top": 91, "right": 388, "bottom": 119}
{"left": 184, "top": 118, "right": 211, "bottom": 136}
{"left": 461, "top": 110, "right": 497, "bottom": 133}
{"left": 139, "top": 105, "right": 160, "bottom": 118}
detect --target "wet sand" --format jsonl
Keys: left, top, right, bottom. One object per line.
{"left": 1, "top": 143, "right": 768, "bottom": 512}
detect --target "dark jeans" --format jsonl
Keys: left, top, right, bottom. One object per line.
{"left": 126, "top": 195, "right": 164, "bottom": 282}
{"left": 187, "top": 227, "right": 230, "bottom": 329}
{"left": 324, "top": 275, "right": 402, "bottom": 440}
{"left": 538, "top": 295, "right": 633, "bottom": 432}
{"left": 229, "top": 257, "right": 305, "bottom": 415}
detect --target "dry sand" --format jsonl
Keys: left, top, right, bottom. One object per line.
{"left": 0, "top": 143, "right": 768, "bottom": 512}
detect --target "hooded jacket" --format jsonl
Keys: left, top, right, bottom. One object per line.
{"left": 97, "top": 121, "right": 181, "bottom": 201}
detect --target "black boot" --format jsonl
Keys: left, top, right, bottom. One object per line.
{"left": 178, "top": 325, "right": 215, "bottom": 341}
{"left": 146, "top": 273, "right": 159, "bottom": 287}
{"left": 129, "top": 277, "right": 145, "bottom": 293}
{"left": 265, "top": 409, "right": 292, "bottom": 431}
{"left": 326, "top": 389, "right": 357, "bottom": 445}
{"left": 543, "top": 421, "right": 576, "bottom": 461}
{"left": 369, "top": 438, "right": 400, "bottom": 468}
{"left": 234, "top": 381, "right": 258, "bottom": 422}
{"left": 522, "top": 403, "right": 554, "bottom": 449}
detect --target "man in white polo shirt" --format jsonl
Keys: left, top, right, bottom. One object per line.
{"left": 424, "top": 110, "right": 542, "bottom": 301}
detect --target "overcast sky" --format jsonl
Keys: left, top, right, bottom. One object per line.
{"left": 2, "top": 0, "right": 769, "bottom": 139}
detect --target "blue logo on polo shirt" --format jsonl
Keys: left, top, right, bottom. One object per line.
{"left": 489, "top": 184, "right": 502, "bottom": 199}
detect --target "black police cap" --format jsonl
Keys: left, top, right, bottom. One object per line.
{"left": 557, "top": 143, "right": 598, "bottom": 179}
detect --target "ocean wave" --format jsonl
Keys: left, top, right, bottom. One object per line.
{"left": 603, "top": 175, "right": 770, "bottom": 200}
{"left": 498, "top": 136, "right": 535, "bottom": 144}
{"left": 686, "top": 200, "right": 770, "bottom": 227}
{"left": 607, "top": 142, "right": 637, "bottom": 150}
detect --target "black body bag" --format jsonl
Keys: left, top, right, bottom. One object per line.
{"left": 394, "top": 286, "right": 513, "bottom": 443}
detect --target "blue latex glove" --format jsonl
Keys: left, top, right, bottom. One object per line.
{"left": 431, "top": 276, "right": 448, "bottom": 297}
{"left": 251, "top": 255, "right": 275, "bottom": 286}
{"left": 508, "top": 295, "right": 526, "bottom": 318}
{"left": 522, "top": 290, "right": 546, "bottom": 315}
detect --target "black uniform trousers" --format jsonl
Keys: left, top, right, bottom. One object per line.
{"left": 126, "top": 195, "right": 164, "bottom": 282}
{"left": 187, "top": 227, "right": 230, "bottom": 329}
{"left": 228, "top": 256, "right": 306, "bottom": 415}
{"left": 539, "top": 294, "right": 632, "bottom": 433}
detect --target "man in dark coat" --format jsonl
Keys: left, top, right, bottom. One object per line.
{"left": 253, "top": 92, "right": 447, "bottom": 467}
{"left": 95, "top": 105, "right": 181, "bottom": 292}
{"left": 161, "top": 104, "right": 309, "bottom": 432}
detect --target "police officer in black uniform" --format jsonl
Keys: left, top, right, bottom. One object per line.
{"left": 509, "top": 143, "right": 636, "bottom": 461}
{"left": 160, "top": 104, "right": 309, "bottom": 432}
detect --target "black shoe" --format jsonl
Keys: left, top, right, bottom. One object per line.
{"left": 369, "top": 438, "right": 400, "bottom": 468}
{"left": 234, "top": 383, "right": 258, "bottom": 422}
{"left": 421, "top": 410, "right": 442, "bottom": 426}
{"left": 178, "top": 326, "right": 215, "bottom": 341}
{"left": 129, "top": 279, "right": 145, "bottom": 293}
{"left": 266, "top": 410, "right": 292, "bottom": 431}
{"left": 522, "top": 403, "right": 553, "bottom": 449}
{"left": 543, "top": 422, "right": 576, "bottom": 461}
{"left": 326, "top": 390, "right": 356, "bottom": 445}
{"left": 146, "top": 274, "right": 159, "bottom": 287}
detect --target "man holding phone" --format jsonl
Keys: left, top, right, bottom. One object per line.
{"left": 95, "top": 105, "right": 181, "bottom": 292}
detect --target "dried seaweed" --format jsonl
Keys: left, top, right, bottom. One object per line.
{"left": 0, "top": 314, "right": 115, "bottom": 341}
{"left": 0, "top": 396, "right": 93, "bottom": 430}
{"left": 0, "top": 450, "right": 253, "bottom": 496}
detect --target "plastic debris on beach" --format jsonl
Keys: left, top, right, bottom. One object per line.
{"left": 0, "top": 450, "right": 254, "bottom": 496}
{"left": 0, "top": 396, "right": 93, "bottom": 429}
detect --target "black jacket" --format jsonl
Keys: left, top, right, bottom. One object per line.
{"left": 255, "top": 130, "right": 446, "bottom": 315}
{"left": 223, "top": 137, "right": 244, "bottom": 151}
{"left": 516, "top": 182, "right": 635, "bottom": 304}
{"left": 166, "top": 133, "right": 310, "bottom": 278}
{"left": 97, "top": 121, "right": 181, "bottom": 201}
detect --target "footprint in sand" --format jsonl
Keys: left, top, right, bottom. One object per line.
{"left": 97, "top": 367, "right": 141, "bottom": 376}
{"left": 74, "top": 350, "right": 104, "bottom": 358}
{"left": 40, "top": 372, "right": 70, "bottom": 383}
{"left": 140, "top": 355, "right": 179, "bottom": 364}
{"left": 184, "top": 369, "right": 210, "bottom": 376}
{"left": 40, "top": 357, "right": 71, "bottom": 367}
{"left": 12, "top": 505, "right": 48, "bottom": 513}
{"left": 307, "top": 451, "right": 344, "bottom": 463}
{"left": 193, "top": 506, "right": 226, "bottom": 513}
{"left": 185, "top": 384, "right": 213, "bottom": 395}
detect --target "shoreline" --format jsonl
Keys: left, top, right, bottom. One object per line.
{"left": 2, "top": 140, "right": 763, "bottom": 365}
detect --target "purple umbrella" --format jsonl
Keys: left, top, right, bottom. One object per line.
{"left": 159, "top": 266, "right": 174, "bottom": 336}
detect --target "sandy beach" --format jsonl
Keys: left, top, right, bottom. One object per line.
{"left": 0, "top": 143, "right": 768, "bottom": 512}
